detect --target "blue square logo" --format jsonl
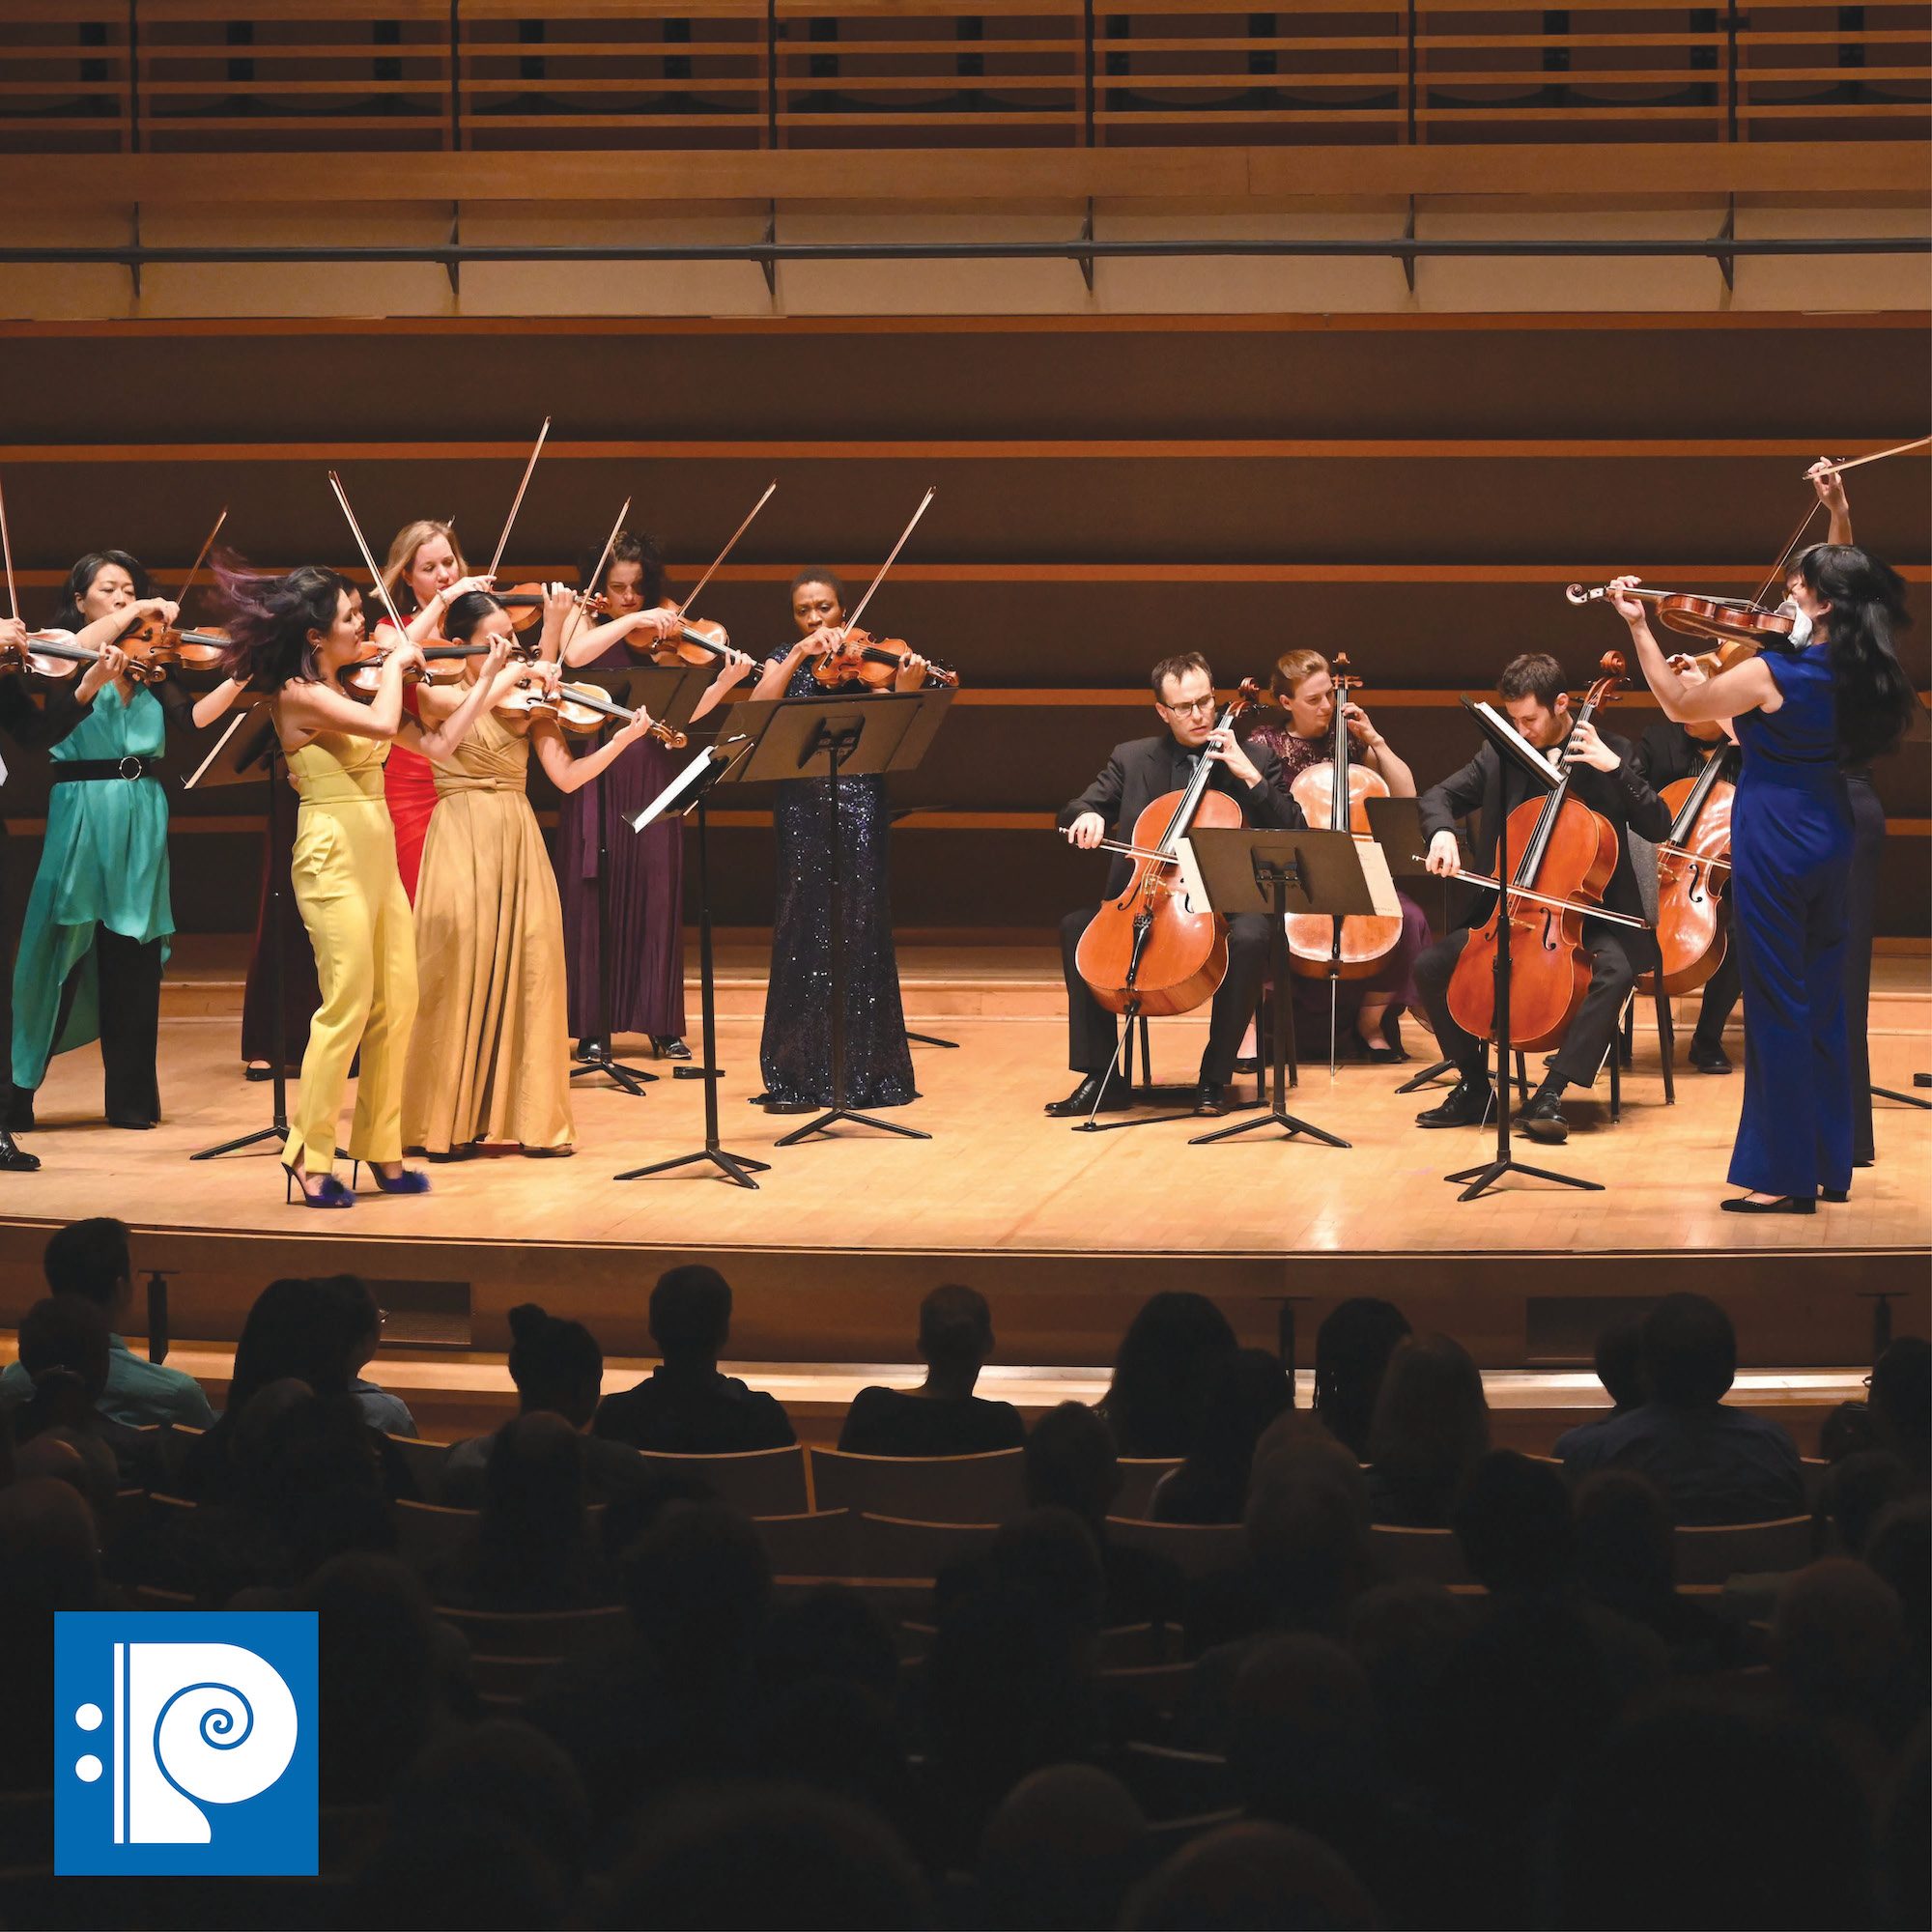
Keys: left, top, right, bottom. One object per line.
{"left": 53, "top": 1612, "right": 318, "bottom": 1876}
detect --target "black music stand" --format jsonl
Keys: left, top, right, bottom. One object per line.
{"left": 566, "top": 663, "right": 711, "bottom": 1095}
{"left": 613, "top": 731, "right": 770, "bottom": 1188}
{"left": 189, "top": 705, "right": 298, "bottom": 1162}
{"left": 731, "top": 689, "right": 952, "bottom": 1148}
{"left": 1366, "top": 795, "right": 1462, "bottom": 1095}
{"left": 1181, "top": 828, "right": 1366, "bottom": 1149}
{"left": 1440, "top": 703, "right": 1601, "bottom": 1203}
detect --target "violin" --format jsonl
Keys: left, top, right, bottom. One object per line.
{"left": 1666, "top": 637, "right": 1758, "bottom": 743}
{"left": 810, "top": 627, "right": 959, "bottom": 691}
{"left": 1649, "top": 741, "right": 1736, "bottom": 997}
{"left": 338, "top": 639, "right": 524, "bottom": 699}
{"left": 639, "top": 611, "right": 736, "bottom": 669}
{"left": 1564, "top": 582, "right": 1796, "bottom": 648}
{"left": 495, "top": 672, "right": 688, "bottom": 747}
{"left": 0, "top": 629, "right": 133, "bottom": 684}
{"left": 1282, "top": 654, "right": 1405, "bottom": 983}
{"left": 111, "top": 611, "right": 232, "bottom": 682}
{"left": 493, "top": 582, "right": 607, "bottom": 633}
{"left": 1446, "top": 653, "right": 1632, "bottom": 1053}
{"left": 1073, "top": 679, "right": 1264, "bottom": 1019}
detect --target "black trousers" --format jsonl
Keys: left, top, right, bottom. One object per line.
{"left": 1413, "top": 923, "right": 1638, "bottom": 1090}
{"left": 22, "top": 928, "right": 164, "bottom": 1127}
{"left": 1060, "top": 904, "right": 1270, "bottom": 1087}
{"left": 1691, "top": 941, "right": 1744, "bottom": 1046}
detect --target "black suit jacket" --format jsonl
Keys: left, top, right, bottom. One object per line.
{"left": 1633, "top": 719, "right": 1739, "bottom": 796}
{"left": 1059, "top": 732, "right": 1305, "bottom": 900}
{"left": 1417, "top": 733, "right": 1671, "bottom": 948}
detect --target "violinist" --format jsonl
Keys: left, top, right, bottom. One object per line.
{"left": 371, "top": 519, "right": 497, "bottom": 903}
{"left": 554, "top": 530, "right": 754, "bottom": 1063}
{"left": 399, "top": 588, "right": 668, "bottom": 1158}
{"left": 1052, "top": 651, "right": 1304, "bottom": 1119}
{"left": 215, "top": 563, "right": 508, "bottom": 1208}
{"left": 1412, "top": 651, "right": 1672, "bottom": 1145}
{"left": 1608, "top": 536, "right": 1918, "bottom": 1212}
{"left": 1241, "top": 647, "right": 1430, "bottom": 1062}
{"left": 746, "top": 571, "right": 928, "bottom": 1113}
{"left": 7, "top": 552, "right": 196, "bottom": 1136}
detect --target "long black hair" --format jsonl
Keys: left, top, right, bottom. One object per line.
{"left": 1790, "top": 543, "right": 1920, "bottom": 768}
{"left": 441, "top": 589, "right": 504, "bottom": 643}
{"left": 50, "top": 550, "right": 151, "bottom": 634}
{"left": 214, "top": 559, "right": 355, "bottom": 692}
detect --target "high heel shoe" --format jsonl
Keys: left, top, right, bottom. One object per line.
{"left": 1719, "top": 1193, "right": 1815, "bottom": 1215}
{"left": 367, "top": 1163, "right": 432, "bottom": 1195}
{"left": 282, "top": 1162, "right": 354, "bottom": 1209}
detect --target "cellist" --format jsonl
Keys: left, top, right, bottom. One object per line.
{"left": 1412, "top": 651, "right": 1672, "bottom": 1145}
{"left": 1052, "top": 651, "right": 1304, "bottom": 1120}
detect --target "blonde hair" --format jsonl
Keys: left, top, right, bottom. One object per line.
{"left": 380, "top": 519, "right": 467, "bottom": 611}
{"left": 1270, "top": 648, "right": 1328, "bottom": 704}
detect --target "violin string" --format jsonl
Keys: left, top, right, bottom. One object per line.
{"left": 0, "top": 469, "right": 16, "bottom": 622}
{"left": 486, "top": 417, "right": 552, "bottom": 582}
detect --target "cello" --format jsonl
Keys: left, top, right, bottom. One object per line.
{"left": 1446, "top": 653, "right": 1632, "bottom": 1054}
{"left": 1649, "top": 737, "right": 1736, "bottom": 996}
{"left": 1283, "top": 654, "right": 1403, "bottom": 983}
{"left": 1074, "top": 679, "right": 1264, "bottom": 1018}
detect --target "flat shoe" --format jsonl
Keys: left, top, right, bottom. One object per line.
{"left": 520, "top": 1144, "right": 576, "bottom": 1158}
{"left": 1720, "top": 1194, "right": 1816, "bottom": 1215}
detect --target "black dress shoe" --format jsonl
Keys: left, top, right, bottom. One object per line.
{"left": 1819, "top": 1187, "right": 1850, "bottom": 1203}
{"left": 1044, "top": 1072, "right": 1133, "bottom": 1118}
{"left": 1689, "top": 1037, "right": 1733, "bottom": 1074}
{"left": 1415, "top": 1075, "right": 1494, "bottom": 1129}
{"left": 0, "top": 1129, "right": 41, "bottom": 1173}
{"left": 1232, "top": 1055, "right": 1261, "bottom": 1075}
{"left": 1517, "top": 1090, "right": 1570, "bottom": 1145}
{"left": 1720, "top": 1193, "right": 1816, "bottom": 1215}
{"left": 651, "top": 1035, "right": 693, "bottom": 1061}
{"left": 1193, "top": 1082, "right": 1235, "bottom": 1118}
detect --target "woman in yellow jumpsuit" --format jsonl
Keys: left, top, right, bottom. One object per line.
{"left": 218, "top": 563, "right": 509, "bottom": 1208}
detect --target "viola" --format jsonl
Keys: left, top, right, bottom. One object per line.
{"left": 1649, "top": 745, "right": 1735, "bottom": 996}
{"left": 1664, "top": 639, "right": 1758, "bottom": 743}
{"left": 493, "top": 582, "right": 607, "bottom": 633}
{"left": 1282, "top": 654, "right": 1404, "bottom": 983}
{"left": 495, "top": 672, "right": 688, "bottom": 747}
{"left": 810, "top": 627, "right": 959, "bottom": 691}
{"left": 1564, "top": 582, "right": 1796, "bottom": 648}
{"left": 1073, "top": 679, "right": 1263, "bottom": 1019}
{"left": 1446, "top": 653, "right": 1631, "bottom": 1053}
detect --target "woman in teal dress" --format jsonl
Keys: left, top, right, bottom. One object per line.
{"left": 8, "top": 551, "right": 187, "bottom": 1132}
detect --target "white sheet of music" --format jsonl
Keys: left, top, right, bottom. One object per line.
{"left": 1355, "top": 838, "right": 1404, "bottom": 919}
{"left": 1470, "top": 699, "right": 1563, "bottom": 788}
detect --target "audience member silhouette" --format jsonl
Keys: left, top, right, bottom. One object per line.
{"left": 1151, "top": 1348, "right": 1293, "bottom": 1525}
{"left": 1311, "top": 1296, "right": 1411, "bottom": 1462}
{"left": 1097, "top": 1291, "right": 1237, "bottom": 1459}
{"left": 1366, "top": 1331, "right": 1491, "bottom": 1527}
{"left": 838, "top": 1284, "right": 1025, "bottom": 1457}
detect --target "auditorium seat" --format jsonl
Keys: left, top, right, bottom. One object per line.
{"left": 642, "top": 1444, "right": 810, "bottom": 1517}
{"left": 130, "top": 1582, "right": 195, "bottom": 1611}
{"left": 1673, "top": 1515, "right": 1815, "bottom": 1584}
{"left": 1112, "top": 1741, "right": 1240, "bottom": 1821}
{"left": 808, "top": 1446, "right": 1027, "bottom": 1522}
{"left": 384, "top": 1434, "right": 450, "bottom": 1498}
{"left": 394, "top": 1499, "right": 476, "bottom": 1570}
{"left": 751, "top": 1508, "right": 855, "bottom": 1577}
{"left": 1114, "top": 1458, "right": 1184, "bottom": 1520}
{"left": 1367, "top": 1522, "right": 1474, "bottom": 1584}
{"left": 434, "top": 1604, "right": 629, "bottom": 1661}
{"left": 1104, "top": 1518, "right": 1248, "bottom": 1579}
{"left": 899, "top": 1618, "right": 1173, "bottom": 1666}
{"left": 1097, "top": 1658, "right": 1198, "bottom": 1725}
{"left": 856, "top": 1512, "right": 1000, "bottom": 1577}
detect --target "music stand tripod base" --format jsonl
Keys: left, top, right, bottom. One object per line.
{"left": 571, "top": 1046, "right": 656, "bottom": 1096}
{"left": 616, "top": 1144, "right": 771, "bottom": 1185}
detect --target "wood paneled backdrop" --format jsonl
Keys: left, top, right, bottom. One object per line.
{"left": 1, "top": 314, "right": 1925, "bottom": 936}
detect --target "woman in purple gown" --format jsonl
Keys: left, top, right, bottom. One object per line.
{"left": 555, "top": 534, "right": 752, "bottom": 1059}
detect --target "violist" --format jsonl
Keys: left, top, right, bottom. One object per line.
{"left": 1411, "top": 652, "right": 1672, "bottom": 1146}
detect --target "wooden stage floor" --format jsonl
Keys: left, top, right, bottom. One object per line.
{"left": 2, "top": 952, "right": 1927, "bottom": 1370}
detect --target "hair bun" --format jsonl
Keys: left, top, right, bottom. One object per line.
{"left": 507, "top": 1302, "right": 553, "bottom": 1344}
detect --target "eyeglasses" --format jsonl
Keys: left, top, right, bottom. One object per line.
{"left": 1160, "top": 695, "right": 1218, "bottom": 717}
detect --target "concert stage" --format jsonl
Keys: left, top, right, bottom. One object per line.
{"left": 1, "top": 943, "right": 1925, "bottom": 1402}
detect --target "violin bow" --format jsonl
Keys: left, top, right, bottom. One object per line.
{"left": 839, "top": 485, "right": 937, "bottom": 640}
{"left": 560, "top": 496, "right": 633, "bottom": 657}
{"left": 1810, "top": 433, "right": 1932, "bottom": 479}
{"left": 484, "top": 416, "right": 551, "bottom": 582}
{"left": 678, "top": 478, "right": 778, "bottom": 623}
{"left": 327, "top": 470, "right": 420, "bottom": 643}
{"left": 0, "top": 469, "right": 16, "bottom": 623}
{"left": 1753, "top": 433, "right": 1932, "bottom": 611}
{"left": 174, "top": 505, "right": 229, "bottom": 617}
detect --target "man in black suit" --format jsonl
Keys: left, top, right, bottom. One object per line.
{"left": 1050, "top": 651, "right": 1304, "bottom": 1118}
{"left": 1413, "top": 651, "right": 1671, "bottom": 1146}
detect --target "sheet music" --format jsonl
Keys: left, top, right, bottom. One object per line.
{"left": 183, "top": 708, "right": 252, "bottom": 791}
{"left": 625, "top": 744, "right": 725, "bottom": 835}
{"left": 1468, "top": 699, "right": 1563, "bottom": 788}
{"left": 1355, "top": 838, "right": 1404, "bottom": 919}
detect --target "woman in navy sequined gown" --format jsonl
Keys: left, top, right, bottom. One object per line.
{"left": 748, "top": 571, "right": 927, "bottom": 1113}
{"left": 1611, "top": 548, "right": 1917, "bottom": 1213}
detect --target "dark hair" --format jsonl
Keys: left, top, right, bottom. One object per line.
{"left": 1023, "top": 1402, "right": 1120, "bottom": 1523}
{"left": 1452, "top": 1449, "right": 1574, "bottom": 1595}
{"left": 918, "top": 1284, "right": 993, "bottom": 1374}
{"left": 1573, "top": 1470, "right": 1676, "bottom": 1616}
{"left": 479, "top": 1411, "right": 587, "bottom": 1586}
{"left": 49, "top": 551, "right": 151, "bottom": 635}
{"left": 1868, "top": 1333, "right": 1930, "bottom": 1474}
{"left": 1639, "top": 1293, "right": 1736, "bottom": 1407}
{"left": 649, "top": 1265, "right": 733, "bottom": 1364}
{"left": 229, "top": 1278, "right": 359, "bottom": 1413}
{"left": 586, "top": 531, "right": 667, "bottom": 610}
{"left": 1366, "top": 1333, "right": 1491, "bottom": 1528}
{"left": 1161, "top": 1349, "right": 1295, "bottom": 1524}
{"left": 505, "top": 1303, "right": 603, "bottom": 1426}
{"left": 1151, "top": 651, "right": 1212, "bottom": 701}
{"left": 790, "top": 568, "right": 847, "bottom": 610}
{"left": 1103, "top": 1292, "right": 1238, "bottom": 1460}
{"left": 1498, "top": 652, "right": 1566, "bottom": 708}
{"left": 440, "top": 589, "right": 504, "bottom": 644}
{"left": 18, "top": 1295, "right": 111, "bottom": 1400}
{"left": 43, "top": 1217, "right": 130, "bottom": 1309}
{"left": 1593, "top": 1315, "right": 1645, "bottom": 1412}
{"left": 1312, "top": 1298, "right": 1411, "bottom": 1462}
{"left": 1819, "top": 1450, "right": 1912, "bottom": 1559}
{"left": 315, "top": 1274, "right": 383, "bottom": 1364}
{"left": 214, "top": 559, "right": 355, "bottom": 691}
{"left": 1787, "top": 543, "right": 1919, "bottom": 767}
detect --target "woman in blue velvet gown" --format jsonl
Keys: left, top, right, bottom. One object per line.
{"left": 746, "top": 570, "right": 930, "bottom": 1113}
{"left": 1609, "top": 548, "right": 1917, "bottom": 1212}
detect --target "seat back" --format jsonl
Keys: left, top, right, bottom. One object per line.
{"left": 752, "top": 1509, "right": 855, "bottom": 1577}
{"left": 809, "top": 1446, "right": 1026, "bottom": 1522}
{"left": 1674, "top": 1515, "right": 1815, "bottom": 1584}
{"left": 856, "top": 1513, "right": 999, "bottom": 1579}
{"left": 1115, "top": 1459, "right": 1184, "bottom": 1520}
{"left": 1368, "top": 1522, "right": 1472, "bottom": 1584}
{"left": 1098, "top": 1659, "right": 1198, "bottom": 1723}
{"left": 386, "top": 1435, "right": 450, "bottom": 1500}
{"left": 641, "top": 1444, "right": 809, "bottom": 1517}
{"left": 436, "top": 1604, "right": 629, "bottom": 1660}
{"left": 1104, "top": 1518, "right": 1247, "bottom": 1580}
{"left": 395, "top": 1499, "right": 476, "bottom": 1571}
